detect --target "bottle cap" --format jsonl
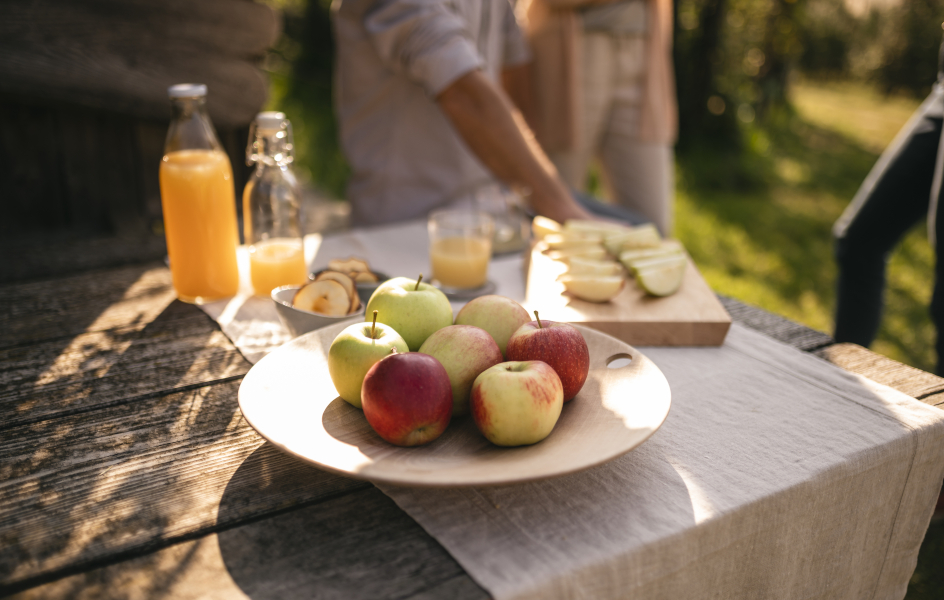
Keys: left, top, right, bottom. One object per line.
{"left": 255, "top": 111, "right": 287, "bottom": 134}
{"left": 168, "top": 83, "right": 208, "bottom": 98}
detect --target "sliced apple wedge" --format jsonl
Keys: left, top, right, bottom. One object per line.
{"left": 293, "top": 279, "right": 351, "bottom": 316}
{"left": 544, "top": 234, "right": 605, "bottom": 250}
{"left": 563, "top": 219, "right": 631, "bottom": 237}
{"left": 604, "top": 224, "right": 662, "bottom": 255}
{"left": 636, "top": 256, "right": 686, "bottom": 296}
{"left": 565, "top": 256, "right": 623, "bottom": 276}
{"left": 559, "top": 275, "right": 625, "bottom": 302}
{"left": 628, "top": 253, "right": 687, "bottom": 275}
{"left": 547, "top": 246, "right": 608, "bottom": 261}
{"left": 532, "top": 216, "right": 562, "bottom": 239}
{"left": 620, "top": 241, "right": 685, "bottom": 272}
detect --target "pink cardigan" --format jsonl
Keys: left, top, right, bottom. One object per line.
{"left": 523, "top": 0, "right": 678, "bottom": 151}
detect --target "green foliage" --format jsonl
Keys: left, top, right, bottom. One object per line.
{"left": 265, "top": 0, "right": 349, "bottom": 198}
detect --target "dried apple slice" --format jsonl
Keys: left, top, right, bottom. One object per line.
{"left": 353, "top": 271, "right": 379, "bottom": 283}
{"left": 293, "top": 279, "right": 351, "bottom": 316}
{"left": 314, "top": 270, "right": 357, "bottom": 300}
{"left": 328, "top": 257, "right": 370, "bottom": 273}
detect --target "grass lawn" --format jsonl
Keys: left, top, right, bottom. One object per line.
{"left": 675, "top": 79, "right": 936, "bottom": 374}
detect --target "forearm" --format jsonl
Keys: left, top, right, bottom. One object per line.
{"left": 438, "top": 70, "right": 592, "bottom": 223}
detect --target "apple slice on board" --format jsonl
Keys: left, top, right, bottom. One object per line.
{"left": 636, "top": 256, "right": 687, "bottom": 296}
{"left": 604, "top": 224, "right": 662, "bottom": 255}
{"left": 559, "top": 275, "right": 626, "bottom": 303}
{"left": 547, "top": 246, "right": 608, "bottom": 262}
{"left": 531, "top": 215, "right": 562, "bottom": 240}
{"left": 293, "top": 279, "right": 351, "bottom": 316}
{"left": 564, "top": 257, "right": 623, "bottom": 277}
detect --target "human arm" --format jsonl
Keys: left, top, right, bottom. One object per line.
{"left": 437, "top": 69, "right": 593, "bottom": 223}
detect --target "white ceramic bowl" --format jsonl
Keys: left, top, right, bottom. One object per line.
{"left": 271, "top": 286, "right": 366, "bottom": 338}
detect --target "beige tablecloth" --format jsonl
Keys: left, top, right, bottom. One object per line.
{"left": 200, "top": 220, "right": 944, "bottom": 600}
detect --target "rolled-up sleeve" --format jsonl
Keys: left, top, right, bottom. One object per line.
{"left": 365, "top": 0, "right": 485, "bottom": 96}
{"left": 502, "top": 2, "right": 531, "bottom": 67}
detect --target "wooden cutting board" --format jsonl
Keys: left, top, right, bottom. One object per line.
{"left": 524, "top": 242, "right": 731, "bottom": 346}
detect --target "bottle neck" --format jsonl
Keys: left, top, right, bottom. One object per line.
{"left": 247, "top": 125, "right": 294, "bottom": 167}
{"left": 164, "top": 97, "right": 222, "bottom": 154}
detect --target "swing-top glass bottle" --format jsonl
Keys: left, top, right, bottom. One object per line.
{"left": 243, "top": 112, "right": 308, "bottom": 296}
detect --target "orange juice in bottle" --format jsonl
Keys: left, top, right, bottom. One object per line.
{"left": 159, "top": 84, "right": 239, "bottom": 303}
{"left": 243, "top": 112, "right": 308, "bottom": 296}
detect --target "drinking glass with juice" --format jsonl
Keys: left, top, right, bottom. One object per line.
{"left": 243, "top": 112, "right": 308, "bottom": 296}
{"left": 428, "top": 210, "right": 494, "bottom": 290}
{"left": 159, "top": 84, "right": 240, "bottom": 304}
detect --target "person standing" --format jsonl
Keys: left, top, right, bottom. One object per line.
{"left": 523, "top": 0, "right": 678, "bottom": 235}
{"left": 332, "top": 0, "right": 595, "bottom": 227}
{"left": 833, "top": 33, "right": 944, "bottom": 375}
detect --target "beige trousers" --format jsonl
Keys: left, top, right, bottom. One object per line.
{"left": 549, "top": 33, "right": 675, "bottom": 235}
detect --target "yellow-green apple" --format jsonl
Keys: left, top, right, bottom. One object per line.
{"left": 327, "top": 310, "right": 409, "bottom": 408}
{"left": 454, "top": 295, "right": 531, "bottom": 358}
{"left": 418, "top": 325, "right": 503, "bottom": 416}
{"left": 506, "top": 311, "right": 590, "bottom": 402}
{"left": 470, "top": 361, "right": 564, "bottom": 446}
{"left": 365, "top": 274, "right": 453, "bottom": 351}
{"left": 361, "top": 351, "right": 452, "bottom": 446}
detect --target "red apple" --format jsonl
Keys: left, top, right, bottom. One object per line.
{"left": 418, "top": 325, "right": 503, "bottom": 416}
{"left": 361, "top": 351, "right": 452, "bottom": 447}
{"left": 471, "top": 361, "right": 564, "bottom": 446}
{"left": 454, "top": 295, "right": 531, "bottom": 358}
{"left": 505, "top": 311, "right": 590, "bottom": 402}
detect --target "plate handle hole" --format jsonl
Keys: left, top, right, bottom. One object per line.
{"left": 606, "top": 353, "right": 633, "bottom": 369}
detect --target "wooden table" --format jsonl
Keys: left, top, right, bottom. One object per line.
{"left": 2, "top": 258, "right": 943, "bottom": 598}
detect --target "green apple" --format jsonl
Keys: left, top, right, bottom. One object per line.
{"left": 454, "top": 294, "right": 531, "bottom": 358}
{"left": 365, "top": 275, "right": 453, "bottom": 351}
{"left": 328, "top": 311, "right": 409, "bottom": 408}
{"left": 418, "top": 325, "right": 503, "bottom": 415}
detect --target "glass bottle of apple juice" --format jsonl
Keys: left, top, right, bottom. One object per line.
{"left": 243, "top": 112, "right": 308, "bottom": 296}
{"left": 158, "top": 84, "right": 240, "bottom": 303}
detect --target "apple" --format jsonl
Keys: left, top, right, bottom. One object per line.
{"left": 328, "top": 310, "right": 410, "bottom": 408}
{"left": 506, "top": 311, "right": 590, "bottom": 402}
{"left": 365, "top": 274, "right": 453, "bottom": 351}
{"left": 470, "top": 361, "right": 564, "bottom": 446}
{"left": 418, "top": 325, "right": 503, "bottom": 416}
{"left": 454, "top": 295, "right": 531, "bottom": 358}
{"left": 559, "top": 275, "right": 625, "bottom": 302}
{"left": 361, "top": 351, "right": 453, "bottom": 446}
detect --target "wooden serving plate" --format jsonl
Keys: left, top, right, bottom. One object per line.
{"left": 525, "top": 242, "right": 731, "bottom": 346}
{"left": 238, "top": 321, "right": 671, "bottom": 487}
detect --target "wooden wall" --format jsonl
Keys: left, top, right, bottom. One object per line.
{"left": 0, "top": 0, "right": 279, "bottom": 279}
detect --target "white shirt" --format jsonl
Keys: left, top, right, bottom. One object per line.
{"left": 333, "top": 0, "right": 531, "bottom": 226}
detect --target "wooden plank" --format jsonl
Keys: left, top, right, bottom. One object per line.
{"left": 718, "top": 295, "right": 834, "bottom": 352}
{"left": 0, "top": 305, "right": 250, "bottom": 429}
{"left": 524, "top": 244, "right": 731, "bottom": 346}
{"left": 0, "top": 381, "right": 372, "bottom": 591}
{"left": 0, "top": 263, "right": 176, "bottom": 346}
{"left": 9, "top": 488, "right": 487, "bottom": 600}
{"left": 813, "top": 343, "right": 944, "bottom": 405}
{"left": 0, "top": 0, "right": 279, "bottom": 127}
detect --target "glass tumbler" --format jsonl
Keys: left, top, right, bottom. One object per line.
{"left": 428, "top": 210, "right": 495, "bottom": 291}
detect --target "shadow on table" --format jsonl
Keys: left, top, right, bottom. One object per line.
{"left": 216, "top": 442, "right": 489, "bottom": 600}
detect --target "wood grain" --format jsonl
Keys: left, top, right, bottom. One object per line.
{"left": 0, "top": 0, "right": 279, "bottom": 127}
{"left": 814, "top": 343, "right": 944, "bottom": 405}
{"left": 525, "top": 243, "right": 731, "bottom": 346}
{"left": 10, "top": 487, "right": 487, "bottom": 600}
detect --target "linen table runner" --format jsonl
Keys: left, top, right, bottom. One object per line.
{"left": 199, "top": 221, "right": 944, "bottom": 600}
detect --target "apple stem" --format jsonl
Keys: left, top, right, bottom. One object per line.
{"left": 415, "top": 274, "right": 423, "bottom": 291}
{"left": 390, "top": 347, "right": 399, "bottom": 355}
{"left": 371, "top": 310, "right": 378, "bottom": 338}
{"left": 534, "top": 310, "right": 543, "bottom": 329}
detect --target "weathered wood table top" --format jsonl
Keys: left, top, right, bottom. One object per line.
{"left": 2, "top": 259, "right": 943, "bottom": 599}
